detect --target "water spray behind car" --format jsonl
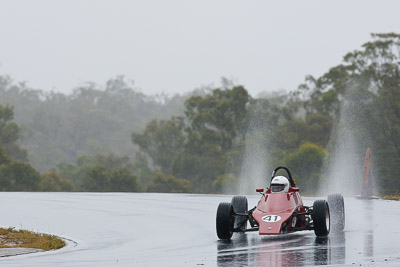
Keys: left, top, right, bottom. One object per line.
{"left": 234, "top": 102, "right": 271, "bottom": 195}
{"left": 236, "top": 132, "right": 269, "bottom": 195}
{"left": 318, "top": 80, "right": 375, "bottom": 197}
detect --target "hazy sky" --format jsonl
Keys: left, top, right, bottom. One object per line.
{"left": 1, "top": 0, "right": 399, "bottom": 97}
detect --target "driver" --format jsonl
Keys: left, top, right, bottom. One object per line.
{"left": 270, "top": 176, "right": 290, "bottom": 193}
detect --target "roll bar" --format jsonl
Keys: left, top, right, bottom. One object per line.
{"left": 271, "top": 166, "right": 296, "bottom": 187}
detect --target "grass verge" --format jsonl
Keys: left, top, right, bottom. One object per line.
{"left": 382, "top": 195, "right": 400, "bottom": 200}
{"left": 0, "top": 227, "right": 65, "bottom": 250}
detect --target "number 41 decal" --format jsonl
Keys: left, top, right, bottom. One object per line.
{"left": 262, "top": 215, "right": 282, "bottom": 222}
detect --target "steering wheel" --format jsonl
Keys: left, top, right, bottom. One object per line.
{"left": 271, "top": 166, "right": 296, "bottom": 187}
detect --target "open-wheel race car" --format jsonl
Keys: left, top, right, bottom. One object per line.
{"left": 216, "top": 166, "right": 345, "bottom": 240}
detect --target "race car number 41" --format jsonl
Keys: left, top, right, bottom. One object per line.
{"left": 262, "top": 215, "right": 282, "bottom": 222}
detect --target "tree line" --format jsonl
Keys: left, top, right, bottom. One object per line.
{"left": 0, "top": 33, "right": 399, "bottom": 195}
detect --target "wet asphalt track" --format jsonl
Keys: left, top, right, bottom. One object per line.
{"left": 0, "top": 192, "right": 399, "bottom": 266}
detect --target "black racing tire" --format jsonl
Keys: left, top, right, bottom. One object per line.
{"left": 216, "top": 202, "right": 234, "bottom": 240}
{"left": 312, "top": 200, "right": 330, "bottom": 237}
{"left": 327, "top": 194, "right": 345, "bottom": 232}
{"left": 231, "top": 196, "right": 248, "bottom": 231}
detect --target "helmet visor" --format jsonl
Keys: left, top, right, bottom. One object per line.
{"left": 271, "top": 184, "right": 285, "bottom": 192}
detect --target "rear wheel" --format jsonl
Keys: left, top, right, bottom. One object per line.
{"left": 327, "top": 194, "right": 345, "bottom": 232}
{"left": 231, "top": 196, "right": 248, "bottom": 231}
{"left": 312, "top": 200, "right": 330, "bottom": 237}
{"left": 216, "top": 202, "right": 234, "bottom": 240}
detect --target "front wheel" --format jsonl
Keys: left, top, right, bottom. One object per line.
{"left": 216, "top": 202, "right": 234, "bottom": 240}
{"left": 327, "top": 194, "right": 345, "bottom": 232}
{"left": 231, "top": 196, "right": 248, "bottom": 231}
{"left": 312, "top": 200, "right": 330, "bottom": 237}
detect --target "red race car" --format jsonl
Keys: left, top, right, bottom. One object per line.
{"left": 216, "top": 166, "right": 345, "bottom": 240}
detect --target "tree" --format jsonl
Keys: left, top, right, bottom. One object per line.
{"left": 0, "top": 104, "right": 27, "bottom": 161}
{"left": 171, "top": 146, "right": 227, "bottom": 193}
{"left": 175, "top": 86, "right": 250, "bottom": 192}
{"left": 76, "top": 153, "right": 131, "bottom": 171}
{"left": 131, "top": 152, "right": 154, "bottom": 188}
{"left": 75, "top": 154, "right": 141, "bottom": 192}
{"left": 57, "top": 153, "right": 140, "bottom": 191}
{"left": 0, "top": 162, "right": 40, "bottom": 191}
{"left": 81, "top": 165, "right": 109, "bottom": 192}
{"left": 270, "top": 119, "right": 310, "bottom": 153}
{"left": 212, "top": 173, "right": 238, "bottom": 194}
{"left": 146, "top": 172, "right": 191, "bottom": 193}
{"left": 0, "top": 143, "right": 11, "bottom": 165}
{"left": 184, "top": 86, "right": 249, "bottom": 150}
{"left": 132, "top": 117, "right": 185, "bottom": 172}
{"left": 306, "top": 113, "right": 333, "bottom": 147}
{"left": 39, "top": 171, "right": 75, "bottom": 192}
{"left": 283, "top": 143, "right": 327, "bottom": 195}
{"left": 108, "top": 168, "right": 141, "bottom": 192}
{"left": 56, "top": 162, "right": 87, "bottom": 190}
{"left": 131, "top": 86, "right": 250, "bottom": 193}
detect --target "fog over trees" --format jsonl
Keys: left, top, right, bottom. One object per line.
{"left": 0, "top": 33, "right": 400, "bottom": 195}
{"left": 0, "top": 76, "right": 187, "bottom": 172}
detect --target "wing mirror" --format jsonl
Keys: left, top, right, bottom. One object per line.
{"left": 256, "top": 188, "right": 264, "bottom": 193}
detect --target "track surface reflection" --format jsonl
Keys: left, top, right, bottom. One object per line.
{"left": 217, "top": 230, "right": 347, "bottom": 266}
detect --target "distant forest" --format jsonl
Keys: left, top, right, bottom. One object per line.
{"left": 0, "top": 33, "right": 400, "bottom": 195}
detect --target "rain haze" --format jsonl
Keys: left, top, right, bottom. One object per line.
{"left": 1, "top": 0, "right": 400, "bottom": 96}
{"left": 2, "top": 1, "right": 400, "bottom": 266}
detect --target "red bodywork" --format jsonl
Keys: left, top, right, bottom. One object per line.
{"left": 252, "top": 187, "right": 306, "bottom": 235}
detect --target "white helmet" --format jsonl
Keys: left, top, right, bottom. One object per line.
{"left": 270, "top": 176, "right": 290, "bottom": 193}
